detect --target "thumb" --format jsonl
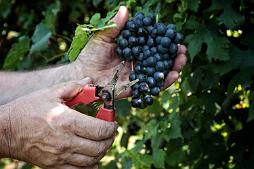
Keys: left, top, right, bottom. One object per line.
{"left": 53, "top": 77, "right": 93, "bottom": 100}
{"left": 95, "top": 6, "right": 129, "bottom": 42}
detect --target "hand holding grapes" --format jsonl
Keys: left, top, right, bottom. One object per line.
{"left": 75, "top": 6, "right": 187, "bottom": 99}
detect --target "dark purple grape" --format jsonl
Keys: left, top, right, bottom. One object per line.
{"left": 174, "top": 32, "right": 183, "bottom": 44}
{"left": 161, "top": 37, "right": 171, "bottom": 47}
{"left": 116, "top": 47, "right": 122, "bottom": 56}
{"left": 163, "top": 60, "right": 173, "bottom": 69}
{"left": 126, "top": 20, "right": 137, "bottom": 31}
{"left": 119, "top": 38, "right": 128, "bottom": 48}
{"left": 135, "top": 12, "right": 145, "bottom": 20}
{"left": 147, "top": 37, "right": 155, "bottom": 47}
{"left": 150, "top": 47, "right": 157, "bottom": 54}
{"left": 139, "top": 99, "right": 147, "bottom": 109}
{"left": 154, "top": 72, "right": 164, "bottom": 81}
{"left": 139, "top": 82, "right": 149, "bottom": 93}
{"left": 143, "top": 16, "right": 153, "bottom": 26}
{"left": 122, "top": 47, "right": 132, "bottom": 58}
{"left": 128, "top": 36, "right": 137, "bottom": 46}
{"left": 156, "top": 36, "right": 162, "bottom": 44}
{"left": 157, "top": 45, "right": 168, "bottom": 54}
{"left": 167, "top": 24, "right": 176, "bottom": 30}
{"left": 147, "top": 26, "right": 154, "bottom": 33}
{"left": 137, "top": 74, "right": 145, "bottom": 82}
{"left": 135, "top": 65, "right": 143, "bottom": 74}
{"left": 122, "top": 30, "right": 131, "bottom": 38}
{"left": 156, "top": 23, "right": 166, "bottom": 35}
{"left": 146, "top": 67, "right": 155, "bottom": 76}
{"left": 155, "top": 61, "right": 165, "bottom": 71}
{"left": 144, "top": 50, "right": 151, "bottom": 58}
{"left": 146, "top": 77, "right": 156, "bottom": 87}
{"left": 165, "top": 29, "right": 175, "bottom": 39}
{"left": 132, "top": 46, "right": 141, "bottom": 57}
{"left": 137, "top": 53, "right": 144, "bottom": 60}
{"left": 131, "top": 83, "right": 139, "bottom": 90}
{"left": 150, "top": 87, "right": 160, "bottom": 96}
{"left": 134, "top": 19, "right": 143, "bottom": 27}
{"left": 169, "top": 43, "right": 177, "bottom": 54}
{"left": 145, "top": 57, "right": 156, "bottom": 66}
{"left": 138, "top": 36, "right": 146, "bottom": 45}
{"left": 131, "top": 90, "right": 139, "bottom": 98}
{"left": 144, "top": 95, "right": 153, "bottom": 105}
{"left": 154, "top": 53, "right": 162, "bottom": 61}
{"left": 129, "top": 72, "right": 136, "bottom": 81}
{"left": 142, "top": 45, "right": 149, "bottom": 52}
{"left": 131, "top": 98, "right": 142, "bottom": 108}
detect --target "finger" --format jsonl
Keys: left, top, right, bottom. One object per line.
{"left": 95, "top": 6, "right": 129, "bottom": 42}
{"left": 72, "top": 113, "right": 118, "bottom": 141}
{"left": 73, "top": 136, "right": 114, "bottom": 157}
{"left": 162, "top": 71, "right": 179, "bottom": 89}
{"left": 65, "top": 153, "right": 101, "bottom": 167}
{"left": 53, "top": 78, "right": 92, "bottom": 99}
{"left": 172, "top": 53, "right": 187, "bottom": 72}
{"left": 177, "top": 44, "right": 187, "bottom": 55}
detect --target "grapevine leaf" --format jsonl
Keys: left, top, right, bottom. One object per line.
{"left": 115, "top": 99, "right": 131, "bottom": 117}
{"left": 42, "top": 0, "right": 61, "bottom": 32}
{"left": 3, "top": 37, "right": 30, "bottom": 70}
{"left": 166, "top": 111, "right": 183, "bottom": 140}
{"left": 185, "top": 33, "right": 203, "bottom": 62}
{"left": 209, "top": 47, "right": 254, "bottom": 75}
{"left": 30, "top": 23, "right": 52, "bottom": 54}
{"left": 152, "top": 149, "right": 166, "bottom": 169}
{"left": 204, "top": 31, "right": 230, "bottom": 61}
{"left": 67, "top": 25, "right": 89, "bottom": 61}
{"left": 227, "top": 68, "right": 254, "bottom": 93}
{"left": 186, "top": 0, "right": 200, "bottom": 12}
{"left": 0, "top": 0, "right": 12, "bottom": 18}
{"left": 208, "top": 0, "right": 245, "bottom": 28}
{"left": 248, "top": 93, "right": 254, "bottom": 122}
{"left": 90, "top": 13, "right": 101, "bottom": 26}
{"left": 166, "top": 149, "right": 186, "bottom": 166}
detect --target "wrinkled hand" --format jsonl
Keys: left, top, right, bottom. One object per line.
{"left": 0, "top": 78, "right": 117, "bottom": 169}
{"left": 75, "top": 6, "right": 187, "bottom": 98}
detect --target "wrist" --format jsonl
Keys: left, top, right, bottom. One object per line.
{"left": 0, "top": 104, "right": 12, "bottom": 158}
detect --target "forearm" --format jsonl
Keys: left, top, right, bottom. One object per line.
{"left": 0, "top": 62, "right": 83, "bottom": 105}
{"left": 0, "top": 104, "right": 11, "bottom": 158}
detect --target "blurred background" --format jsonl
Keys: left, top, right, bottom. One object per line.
{"left": 1, "top": 0, "right": 254, "bottom": 168}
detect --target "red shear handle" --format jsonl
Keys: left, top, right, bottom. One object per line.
{"left": 96, "top": 107, "right": 115, "bottom": 122}
{"left": 66, "top": 85, "right": 99, "bottom": 107}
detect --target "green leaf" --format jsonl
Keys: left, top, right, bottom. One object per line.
{"left": 42, "top": 0, "right": 61, "bottom": 32}
{"left": 115, "top": 99, "right": 131, "bottom": 117}
{"left": 227, "top": 68, "right": 254, "bottom": 93}
{"left": 166, "top": 111, "right": 183, "bottom": 140}
{"left": 186, "top": 0, "right": 200, "bottom": 12}
{"left": 30, "top": 23, "right": 52, "bottom": 54}
{"left": 204, "top": 32, "right": 230, "bottom": 61}
{"left": 185, "top": 33, "right": 203, "bottom": 61}
{"left": 152, "top": 149, "right": 166, "bottom": 169}
{"left": 67, "top": 25, "right": 90, "bottom": 61}
{"left": 90, "top": 13, "right": 101, "bottom": 26}
{"left": 208, "top": 0, "right": 245, "bottom": 28}
{"left": 166, "top": 149, "right": 186, "bottom": 166}
{"left": 186, "top": 28, "right": 230, "bottom": 61}
{"left": 248, "top": 92, "right": 254, "bottom": 122}
{"left": 3, "top": 37, "right": 30, "bottom": 70}
{"left": 0, "top": 0, "right": 12, "bottom": 18}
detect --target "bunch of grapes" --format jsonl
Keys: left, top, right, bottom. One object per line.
{"left": 116, "top": 12, "right": 183, "bottom": 109}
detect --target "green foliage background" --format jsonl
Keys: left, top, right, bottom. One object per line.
{"left": 1, "top": 0, "right": 254, "bottom": 168}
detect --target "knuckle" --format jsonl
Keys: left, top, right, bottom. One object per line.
{"left": 96, "top": 125, "right": 105, "bottom": 139}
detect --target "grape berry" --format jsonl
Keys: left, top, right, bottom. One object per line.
{"left": 116, "top": 12, "right": 183, "bottom": 109}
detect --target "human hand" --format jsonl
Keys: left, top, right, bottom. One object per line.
{"left": 74, "top": 6, "right": 187, "bottom": 98}
{"left": 0, "top": 78, "right": 117, "bottom": 169}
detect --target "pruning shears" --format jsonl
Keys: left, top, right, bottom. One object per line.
{"left": 65, "top": 61, "right": 138, "bottom": 122}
